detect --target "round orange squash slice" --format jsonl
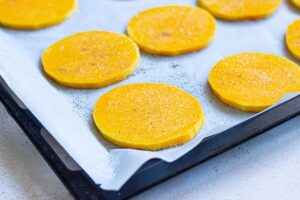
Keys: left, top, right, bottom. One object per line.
{"left": 0, "top": 0, "right": 77, "bottom": 29}
{"left": 93, "top": 83, "right": 205, "bottom": 150}
{"left": 198, "top": 0, "right": 282, "bottom": 20}
{"left": 127, "top": 5, "right": 216, "bottom": 56}
{"left": 209, "top": 53, "right": 300, "bottom": 112}
{"left": 42, "top": 31, "right": 140, "bottom": 88}
{"left": 286, "top": 19, "right": 300, "bottom": 60}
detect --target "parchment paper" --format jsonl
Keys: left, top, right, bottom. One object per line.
{"left": 0, "top": 0, "right": 299, "bottom": 191}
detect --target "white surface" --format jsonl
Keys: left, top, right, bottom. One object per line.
{"left": 1, "top": 0, "right": 300, "bottom": 190}
{"left": 0, "top": 96, "right": 300, "bottom": 200}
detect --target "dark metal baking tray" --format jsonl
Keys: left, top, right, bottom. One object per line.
{"left": 0, "top": 76, "right": 299, "bottom": 200}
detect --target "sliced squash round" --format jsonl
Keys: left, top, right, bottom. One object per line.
{"left": 209, "top": 53, "right": 300, "bottom": 112}
{"left": 0, "top": 0, "right": 77, "bottom": 29}
{"left": 93, "top": 83, "right": 205, "bottom": 150}
{"left": 286, "top": 19, "right": 300, "bottom": 60}
{"left": 127, "top": 5, "right": 216, "bottom": 56}
{"left": 198, "top": 0, "right": 282, "bottom": 20}
{"left": 42, "top": 31, "right": 140, "bottom": 88}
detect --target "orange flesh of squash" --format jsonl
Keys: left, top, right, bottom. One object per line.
{"left": 198, "top": 0, "right": 282, "bottom": 21}
{"left": 0, "top": 0, "right": 77, "bottom": 29}
{"left": 93, "top": 83, "right": 205, "bottom": 150}
{"left": 209, "top": 53, "right": 300, "bottom": 112}
{"left": 127, "top": 5, "right": 216, "bottom": 56}
{"left": 286, "top": 19, "right": 300, "bottom": 60}
{"left": 42, "top": 31, "right": 140, "bottom": 88}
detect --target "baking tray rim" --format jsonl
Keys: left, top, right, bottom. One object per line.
{"left": 0, "top": 75, "right": 299, "bottom": 200}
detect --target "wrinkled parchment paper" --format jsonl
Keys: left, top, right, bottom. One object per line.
{"left": 0, "top": 0, "right": 299, "bottom": 191}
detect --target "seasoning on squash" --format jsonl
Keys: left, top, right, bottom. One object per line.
{"left": 93, "top": 83, "right": 205, "bottom": 150}
{"left": 42, "top": 31, "right": 140, "bottom": 88}
{"left": 0, "top": 0, "right": 77, "bottom": 29}
{"left": 127, "top": 5, "right": 216, "bottom": 56}
{"left": 208, "top": 53, "right": 300, "bottom": 112}
{"left": 198, "top": 0, "right": 282, "bottom": 20}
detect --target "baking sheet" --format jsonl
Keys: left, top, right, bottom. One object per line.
{"left": 0, "top": 0, "right": 299, "bottom": 191}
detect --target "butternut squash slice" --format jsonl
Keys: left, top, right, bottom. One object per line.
{"left": 42, "top": 31, "right": 140, "bottom": 88}
{"left": 0, "top": 0, "right": 77, "bottom": 29}
{"left": 93, "top": 83, "right": 205, "bottom": 150}
{"left": 198, "top": 0, "right": 282, "bottom": 20}
{"left": 209, "top": 53, "right": 300, "bottom": 112}
{"left": 127, "top": 5, "right": 216, "bottom": 56}
{"left": 286, "top": 19, "right": 300, "bottom": 60}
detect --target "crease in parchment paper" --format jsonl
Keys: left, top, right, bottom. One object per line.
{"left": 0, "top": 0, "right": 299, "bottom": 191}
